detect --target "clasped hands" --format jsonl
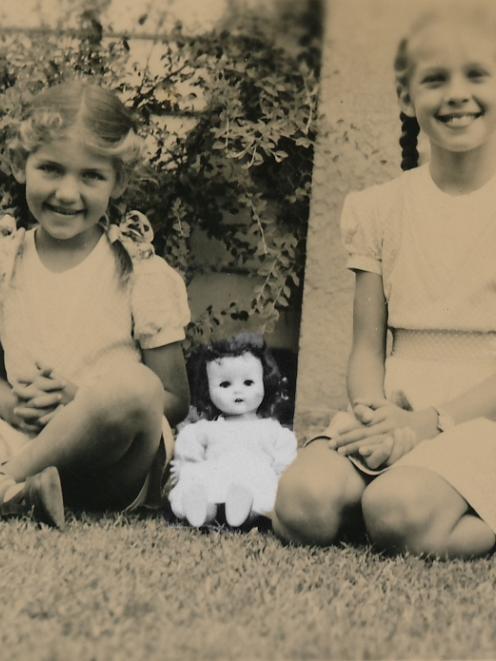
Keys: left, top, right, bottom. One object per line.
{"left": 328, "top": 398, "right": 421, "bottom": 470}
{"left": 10, "top": 362, "right": 77, "bottom": 434}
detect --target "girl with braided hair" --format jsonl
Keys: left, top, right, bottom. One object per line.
{"left": 274, "top": 2, "right": 496, "bottom": 557}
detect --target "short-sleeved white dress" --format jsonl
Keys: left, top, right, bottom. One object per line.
{"left": 0, "top": 225, "right": 190, "bottom": 509}
{"left": 334, "top": 164, "right": 496, "bottom": 531}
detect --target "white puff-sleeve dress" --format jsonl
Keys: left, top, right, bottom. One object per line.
{"left": 169, "top": 417, "right": 298, "bottom": 517}
{"left": 333, "top": 164, "right": 496, "bottom": 532}
{"left": 0, "top": 226, "right": 190, "bottom": 492}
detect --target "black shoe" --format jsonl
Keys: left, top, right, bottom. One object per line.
{"left": 25, "top": 466, "right": 65, "bottom": 530}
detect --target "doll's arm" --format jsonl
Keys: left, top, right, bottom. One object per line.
{"left": 174, "top": 422, "right": 209, "bottom": 464}
{"left": 267, "top": 424, "right": 298, "bottom": 475}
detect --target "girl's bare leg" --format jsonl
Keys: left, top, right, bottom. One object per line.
{"left": 273, "top": 440, "right": 367, "bottom": 546}
{"left": 4, "top": 364, "right": 165, "bottom": 509}
{"left": 362, "top": 467, "right": 495, "bottom": 558}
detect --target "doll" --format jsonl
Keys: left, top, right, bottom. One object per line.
{"left": 169, "top": 333, "right": 298, "bottom": 528}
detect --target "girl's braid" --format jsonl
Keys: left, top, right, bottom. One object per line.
{"left": 394, "top": 37, "right": 420, "bottom": 170}
{"left": 399, "top": 112, "right": 420, "bottom": 171}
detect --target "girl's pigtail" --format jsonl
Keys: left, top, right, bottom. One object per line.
{"left": 110, "top": 239, "right": 133, "bottom": 283}
{"left": 399, "top": 112, "right": 420, "bottom": 171}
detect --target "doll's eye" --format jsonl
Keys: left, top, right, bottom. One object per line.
{"left": 244, "top": 379, "right": 254, "bottom": 386}
{"left": 219, "top": 381, "right": 231, "bottom": 388}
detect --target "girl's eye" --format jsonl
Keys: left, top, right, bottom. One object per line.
{"left": 219, "top": 381, "right": 231, "bottom": 388}
{"left": 38, "top": 163, "right": 62, "bottom": 175}
{"left": 82, "top": 171, "right": 106, "bottom": 182}
{"left": 468, "top": 68, "right": 488, "bottom": 81}
{"left": 421, "top": 73, "right": 445, "bottom": 86}
{"left": 244, "top": 379, "right": 254, "bottom": 386}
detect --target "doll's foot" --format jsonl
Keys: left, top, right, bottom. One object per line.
{"left": 225, "top": 483, "right": 253, "bottom": 527}
{"left": 183, "top": 485, "right": 217, "bottom": 527}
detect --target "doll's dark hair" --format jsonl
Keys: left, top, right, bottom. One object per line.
{"left": 188, "top": 332, "right": 287, "bottom": 421}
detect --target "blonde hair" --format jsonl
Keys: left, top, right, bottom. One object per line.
{"left": 8, "top": 80, "right": 146, "bottom": 280}
{"left": 8, "top": 80, "right": 143, "bottom": 184}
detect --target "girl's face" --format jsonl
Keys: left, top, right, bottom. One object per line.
{"left": 16, "top": 135, "right": 124, "bottom": 244}
{"left": 207, "top": 353, "right": 265, "bottom": 419}
{"left": 402, "top": 21, "right": 496, "bottom": 157}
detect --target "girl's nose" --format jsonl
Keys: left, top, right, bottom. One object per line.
{"left": 54, "top": 175, "right": 80, "bottom": 202}
{"left": 445, "top": 75, "right": 470, "bottom": 104}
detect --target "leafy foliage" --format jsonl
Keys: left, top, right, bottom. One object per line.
{"left": 0, "top": 1, "right": 321, "bottom": 350}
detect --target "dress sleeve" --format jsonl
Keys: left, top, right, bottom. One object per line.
{"left": 174, "top": 421, "right": 209, "bottom": 463}
{"left": 340, "top": 188, "right": 383, "bottom": 275}
{"left": 270, "top": 424, "right": 298, "bottom": 475}
{"left": 131, "top": 255, "right": 191, "bottom": 349}
{"left": 260, "top": 419, "right": 298, "bottom": 475}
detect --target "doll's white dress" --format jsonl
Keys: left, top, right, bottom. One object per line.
{"left": 169, "top": 417, "right": 298, "bottom": 517}
{"left": 333, "top": 163, "right": 496, "bottom": 531}
{"left": 0, "top": 226, "right": 190, "bottom": 507}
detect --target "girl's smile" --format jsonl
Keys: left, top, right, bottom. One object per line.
{"left": 436, "top": 111, "right": 482, "bottom": 128}
{"left": 402, "top": 22, "right": 496, "bottom": 158}
{"left": 16, "top": 135, "right": 124, "bottom": 246}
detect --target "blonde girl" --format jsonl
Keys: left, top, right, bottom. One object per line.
{"left": 0, "top": 80, "right": 190, "bottom": 527}
{"left": 274, "top": 3, "right": 496, "bottom": 558}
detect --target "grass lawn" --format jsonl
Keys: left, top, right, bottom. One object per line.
{"left": 0, "top": 512, "right": 495, "bottom": 660}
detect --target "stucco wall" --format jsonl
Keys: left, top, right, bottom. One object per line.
{"left": 294, "top": 0, "right": 433, "bottom": 438}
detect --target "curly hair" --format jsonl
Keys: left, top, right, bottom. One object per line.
{"left": 7, "top": 80, "right": 144, "bottom": 280}
{"left": 8, "top": 80, "right": 142, "bottom": 180}
{"left": 188, "top": 333, "right": 288, "bottom": 421}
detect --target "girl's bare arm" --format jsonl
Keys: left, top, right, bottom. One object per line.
{"left": 142, "top": 341, "right": 190, "bottom": 427}
{"left": 347, "top": 270, "right": 388, "bottom": 406}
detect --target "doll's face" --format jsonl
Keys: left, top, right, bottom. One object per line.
{"left": 206, "top": 352, "right": 265, "bottom": 418}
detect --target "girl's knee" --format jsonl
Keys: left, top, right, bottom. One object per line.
{"left": 274, "top": 444, "right": 364, "bottom": 546}
{"left": 362, "top": 471, "right": 442, "bottom": 554}
{"left": 82, "top": 364, "right": 165, "bottom": 430}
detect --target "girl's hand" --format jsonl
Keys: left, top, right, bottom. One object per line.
{"left": 8, "top": 397, "right": 45, "bottom": 434}
{"left": 352, "top": 402, "right": 376, "bottom": 425}
{"left": 19, "top": 363, "right": 78, "bottom": 405}
{"left": 11, "top": 364, "right": 78, "bottom": 431}
{"left": 355, "top": 426, "right": 417, "bottom": 469}
{"left": 327, "top": 401, "right": 387, "bottom": 451}
{"left": 326, "top": 410, "right": 363, "bottom": 437}
{"left": 329, "top": 399, "right": 436, "bottom": 454}
{"left": 326, "top": 410, "right": 366, "bottom": 451}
